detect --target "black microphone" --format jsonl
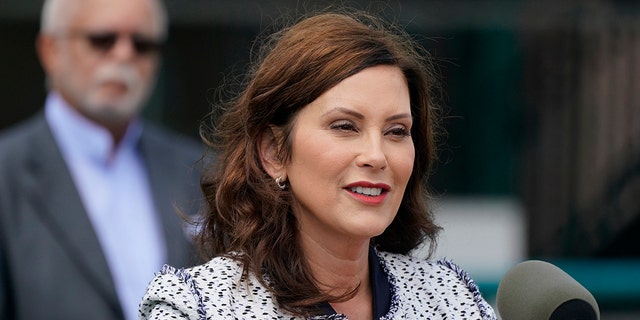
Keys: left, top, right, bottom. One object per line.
{"left": 496, "top": 260, "right": 600, "bottom": 320}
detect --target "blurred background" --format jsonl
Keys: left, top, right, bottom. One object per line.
{"left": 1, "top": 0, "right": 639, "bottom": 318}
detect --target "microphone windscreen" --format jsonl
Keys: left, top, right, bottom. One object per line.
{"left": 496, "top": 260, "right": 600, "bottom": 320}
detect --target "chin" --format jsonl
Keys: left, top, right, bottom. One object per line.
{"left": 350, "top": 222, "right": 390, "bottom": 239}
{"left": 91, "top": 96, "right": 143, "bottom": 118}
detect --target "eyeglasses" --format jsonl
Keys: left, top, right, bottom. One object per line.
{"left": 74, "top": 32, "right": 164, "bottom": 56}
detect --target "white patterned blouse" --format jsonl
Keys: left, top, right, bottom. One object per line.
{"left": 139, "top": 249, "right": 497, "bottom": 319}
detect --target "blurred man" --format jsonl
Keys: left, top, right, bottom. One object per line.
{"left": 0, "top": 0, "right": 202, "bottom": 319}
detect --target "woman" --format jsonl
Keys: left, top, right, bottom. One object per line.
{"left": 139, "top": 10, "right": 497, "bottom": 320}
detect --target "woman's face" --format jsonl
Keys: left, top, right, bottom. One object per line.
{"left": 285, "top": 65, "right": 415, "bottom": 244}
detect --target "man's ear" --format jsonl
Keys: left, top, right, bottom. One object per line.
{"left": 258, "top": 127, "right": 285, "bottom": 180}
{"left": 36, "top": 34, "right": 58, "bottom": 79}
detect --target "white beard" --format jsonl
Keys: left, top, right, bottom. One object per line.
{"left": 82, "top": 63, "right": 151, "bottom": 124}
{"left": 57, "top": 59, "right": 154, "bottom": 126}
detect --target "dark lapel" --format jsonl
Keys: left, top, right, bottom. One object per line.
{"left": 138, "top": 125, "right": 199, "bottom": 267}
{"left": 26, "top": 115, "right": 122, "bottom": 316}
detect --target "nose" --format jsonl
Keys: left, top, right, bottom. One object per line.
{"left": 355, "top": 133, "right": 388, "bottom": 170}
{"left": 110, "top": 36, "right": 136, "bottom": 61}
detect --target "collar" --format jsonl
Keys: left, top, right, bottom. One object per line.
{"left": 44, "top": 91, "right": 143, "bottom": 165}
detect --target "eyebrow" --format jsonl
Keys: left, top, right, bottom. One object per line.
{"left": 323, "top": 107, "right": 412, "bottom": 122}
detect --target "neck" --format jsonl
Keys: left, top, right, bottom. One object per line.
{"left": 300, "top": 231, "right": 373, "bottom": 318}
{"left": 107, "top": 122, "right": 130, "bottom": 147}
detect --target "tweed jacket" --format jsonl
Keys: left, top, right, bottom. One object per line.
{"left": 139, "top": 250, "right": 497, "bottom": 319}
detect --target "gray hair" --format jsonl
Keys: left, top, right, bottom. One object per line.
{"left": 40, "top": 0, "right": 74, "bottom": 33}
{"left": 40, "top": 0, "right": 168, "bottom": 38}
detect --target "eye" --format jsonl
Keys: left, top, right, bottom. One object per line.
{"left": 329, "top": 120, "right": 358, "bottom": 133}
{"left": 386, "top": 126, "right": 411, "bottom": 138}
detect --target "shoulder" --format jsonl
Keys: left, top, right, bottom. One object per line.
{"left": 140, "top": 122, "right": 203, "bottom": 157}
{"left": 140, "top": 264, "right": 208, "bottom": 319}
{"left": 138, "top": 122, "right": 205, "bottom": 180}
{"left": 180, "top": 254, "right": 246, "bottom": 290}
{"left": 377, "top": 251, "right": 497, "bottom": 320}
{"left": 377, "top": 251, "right": 476, "bottom": 288}
{"left": 0, "top": 113, "right": 47, "bottom": 156}
{"left": 377, "top": 251, "right": 468, "bottom": 290}
{"left": 140, "top": 255, "right": 282, "bottom": 319}
{"left": 140, "top": 257, "right": 242, "bottom": 319}
{"left": 0, "top": 114, "right": 51, "bottom": 184}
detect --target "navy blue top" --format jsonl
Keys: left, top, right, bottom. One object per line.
{"left": 317, "top": 247, "right": 392, "bottom": 318}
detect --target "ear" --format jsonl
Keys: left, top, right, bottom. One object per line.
{"left": 36, "top": 34, "right": 59, "bottom": 77}
{"left": 258, "top": 127, "right": 286, "bottom": 180}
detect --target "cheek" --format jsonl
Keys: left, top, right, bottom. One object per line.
{"left": 392, "top": 146, "right": 415, "bottom": 184}
{"left": 68, "top": 45, "right": 99, "bottom": 73}
{"left": 59, "top": 55, "right": 93, "bottom": 90}
{"left": 292, "top": 134, "right": 347, "bottom": 176}
{"left": 138, "top": 58, "right": 159, "bottom": 80}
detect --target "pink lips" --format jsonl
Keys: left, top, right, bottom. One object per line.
{"left": 344, "top": 181, "right": 390, "bottom": 205}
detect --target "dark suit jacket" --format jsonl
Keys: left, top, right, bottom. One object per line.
{"left": 0, "top": 113, "right": 204, "bottom": 319}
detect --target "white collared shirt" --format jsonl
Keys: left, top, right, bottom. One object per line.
{"left": 45, "top": 92, "right": 166, "bottom": 320}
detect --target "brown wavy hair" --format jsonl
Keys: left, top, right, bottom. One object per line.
{"left": 197, "top": 10, "right": 442, "bottom": 316}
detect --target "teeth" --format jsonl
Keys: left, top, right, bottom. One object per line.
{"left": 350, "top": 186, "right": 383, "bottom": 196}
